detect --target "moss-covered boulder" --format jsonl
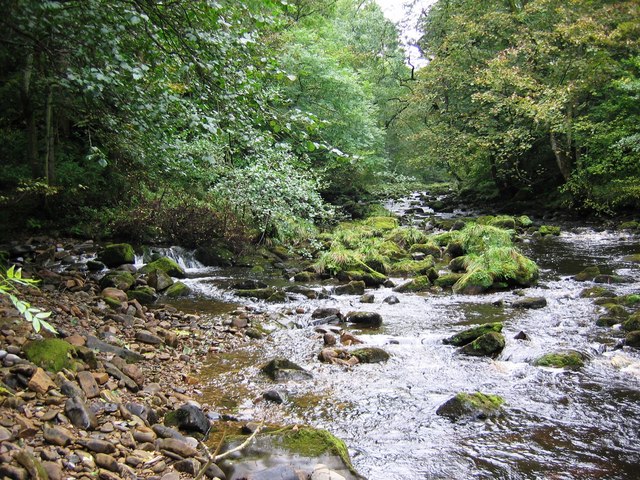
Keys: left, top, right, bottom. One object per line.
{"left": 534, "top": 350, "right": 586, "bottom": 369}
{"left": 539, "top": 225, "right": 561, "bottom": 236}
{"left": 99, "top": 270, "right": 136, "bottom": 291}
{"left": 334, "top": 281, "right": 366, "bottom": 296}
{"left": 262, "top": 358, "right": 313, "bottom": 381}
{"left": 601, "top": 303, "right": 629, "bottom": 318}
{"left": 622, "top": 313, "right": 640, "bottom": 332}
{"left": 579, "top": 286, "right": 616, "bottom": 298}
{"left": 392, "top": 275, "right": 431, "bottom": 293}
{"left": 165, "top": 281, "right": 191, "bottom": 298}
{"left": 489, "top": 215, "right": 516, "bottom": 230}
{"left": 594, "top": 274, "right": 633, "bottom": 284}
{"left": 619, "top": 220, "right": 639, "bottom": 230}
{"left": 195, "top": 243, "right": 234, "bottom": 267}
{"left": 336, "top": 270, "right": 387, "bottom": 287}
{"left": 517, "top": 215, "right": 533, "bottom": 228}
{"left": 409, "top": 243, "right": 441, "bottom": 258}
{"left": 97, "top": 243, "right": 135, "bottom": 268}
{"left": 434, "top": 273, "right": 464, "bottom": 288}
{"left": 452, "top": 269, "right": 493, "bottom": 295}
{"left": 351, "top": 347, "right": 390, "bottom": 364}
{"left": 140, "top": 257, "right": 185, "bottom": 278}
{"left": 573, "top": 266, "right": 600, "bottom": 282}
{"left": 147, "top": 270, "right": 174, "bottom": 291}
{"left": 436, "top": 392, "right": 505, "bottom": 421}
{"left": 23, "top": 339, "right": 76, "bottom": 372}
{"left": 626, "top": 331, "right": 640, "bottom": 348}
{"left": 459, "top": 332, "right": 505, "bottom": 357}
{"left": 448, "top": 256, "right": 468, "bottom": 273}
{"left": 388, "top": 258, "right": 435, "bottom": 276}
{"left": 127, "top": 286, "right": 157, "bottom": 305}
{"left": 444, "top": 322, "right": 503, "bottom": 346}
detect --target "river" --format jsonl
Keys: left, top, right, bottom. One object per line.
{"left": 170, "top": 195, "right": 640, "bottom": 479}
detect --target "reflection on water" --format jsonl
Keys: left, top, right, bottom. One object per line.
{"left": 176, "top": 209, "right": 640, "bottom": 480}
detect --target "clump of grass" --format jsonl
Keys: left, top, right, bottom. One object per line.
{"left": 385, "top": 227, "right": 430, "bottom": 249}
{"left": 459, "top": 223, "right": 513, "bottom": 254}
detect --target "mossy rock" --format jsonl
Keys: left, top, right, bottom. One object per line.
{"left": 623, "top": 294, "right": 640, "bottom": 306}
{"left": 392, "top": 275, "right": 431, "bottom": 293}
{"left": 579, "top": 286, "right": 616, "bottom": 298}
{"left": 534, "top": 350, "right": 586, "bottom": 369}
{"left": 573, "top": 266, "right": 600, "bottom": 282}
{"left": 626, "top": 331, "right": 640, "bottom": 348}
{"left": 336, "top": 270, "right": 387, "bottom": 287}
{"left": 459, "top": 223, "right": 513, "bottom": 254}
{"left": 23, "top": 339, "right": 76, "bottom": 372}
{"left": 594, "top": 274, "right": 633, "bottom": 284}
{"left": 448, "top": 256, "right": 468, "bottom": 273}
{"left": 596, "top": 316, "right": 619, "bottom": 327}
{"left": 165, "top": 281, "right": 191, "bottom": 298}
{"left": 436, "top": 392, "right": 505, "bottom": 421}
{"left": 444, "top": 322, "right": 503, "bottom": 346}
{"left": 351, "top": 347, "right": 390, "bottom": 364}
{"left": 516, "top": 215, "right": 533, "bottom": 228}
{"left": 97, "top": 243, "right": 135, "bottom": 268}
{"left": 294, "top": 271, "right": 316, "bottom": 282}
{"left": 147, "top": 270, "right": 174, "bottom": 291}
{"left": 195, "top": 243, "right": 234, "bottom": 267}
{"left": 127, "top": 286, "right": 157, "bottom": 305}
{"left": 103, "top": 296, "right": 123, "bottom": 309}
{"left": 99, "top": 270, "right": 136, "bottom": 291}
{"left": 334, "top": 281, "right": 366, "bottom": 296}
{"left": 364, "top": 216, "right": 399, "bottom": 231}
{"left": 622, "top": 253, "right": 640, "bottom": 262}
{"left": 539, "top": 225, "right": 561, "bottom": 236}
{"left": 619, "top": 221, "right": 639, "bottom": 230}
{"left": 140, "top": 257, "right": 185, "bottom": 278}
{"left": 452, "top": 269, "right": 493, "bottom": 295}
{"left": 388, "top": 258, "right": 435, "bottom": 277}
{"left": 459, "top": 332, "right": 505, "bottom": 357}
{"left": 409, "top": 243, "right": 441, "bottom": 257}
{"left": 432, "top": 231, "right": 460, "bottom": 247}
{"left": 262, "top": 358, "right": 313, "bottom": 381}
{"left": 601, "top": 303, "right": 629, "bottom": 318}
{"left": 435, "top": 273, "right": 464, "bottom": 288}
{"left": 622, "top": 313, "right": 640, "bottom": 332}
{"left": 489, "top": 215, "right": 516, "bottom": 230}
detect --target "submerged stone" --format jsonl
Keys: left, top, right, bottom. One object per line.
{"left": 436, "top": 392, "right": 505, "bottom": 421}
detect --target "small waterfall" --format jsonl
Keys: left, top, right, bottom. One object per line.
{"left": 139, "top": 246, "right": 205, "bottom": 271}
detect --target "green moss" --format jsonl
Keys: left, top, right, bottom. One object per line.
{"left": 165, "top": 281, "right": 191, "bottom": 298}
{"left": 127, "top": 286, "right": 157, "bottom": 305}
{"left": 444, "top": 322, "right": 503, "bottom": 346}
{"left": 431, "top": 231, "right": 462, "bottom": 247}
{"left": 103, "top": 296, "right": 122, "bottom": 309}
{"left": 624, "top": 294, "right": 640, "bottom": 306}
{"left": 278, "top": 427, "right": 353, "bottom": 471}
{"left": 602, "top": 303, "right": 629, "bottom": 318}
{"left": 140, "top": 257, "right": 185, "bottom": 278}
{"left": 489, "top": 215, "right": 516, "bottom": 230}
{"left": 452, "top": 269, "right": 493, "bottom": 294}
{"left": 573, "top": 266, "right": 601, "bottom": 281}
{"left": 436, "top": 391, "right": 505, "bottom": 421}
{"left": 517, "top": 215, "right": 533, "bottom": 228}
{"left": 539, "top": 225, "right": 561, "bottom": 236}
{"left": 435, "top": 273, "right": 464, "bottom": 288}
{"left": 622, "top": 314, "right": 640, "bottom": 332}
{"left": 619, "top": 221, "right": 639, "bottom": 230}
{"left": 388, "top": 257, "right": 435, "bottom": 276}
{"left": 393, "top": 275, "right": 431, "bottom": 293}
{"left": 409, "top": 243, "right": 441, "bottom": 257}
{"left": 580, "top": 286, "right": 616, "bottom": 298}
{"left": 97, "top": 243, "right": 135, "bottom": 267}
{"left": 364, "top": 216, "right": 399, "bottom": 231}
{"left": 385, "top": 227, "right": 430, "bottom": 249}
{"left": 459, "top": 223, "right": 513, "bottom": 254}
{"left": 23, "top": 339, "right": 76, "bottom": 372}
{"left": 457, "top": 392, "right": 505, "bottom": 410}
{"left": 99, "top": 270, "right": 136, "bottom": 291}
{"left": 622, "top": 254, "right": 640, "bottom": 262}
{"left": 534, "top": 351, "right": 585, "bottom": 369}
{"left": 460, "top": 332, "right": 506, "bottom": 357}
{"left": 351, "top": 347, "right": 390, "bottom": 363}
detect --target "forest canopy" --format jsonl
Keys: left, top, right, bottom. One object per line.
{"left": 0, "top": 0, "right": 638, "bottom": 246}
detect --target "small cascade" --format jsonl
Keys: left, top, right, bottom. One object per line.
{"left": 139, "top": 246, "right": 205, "bottom": 271}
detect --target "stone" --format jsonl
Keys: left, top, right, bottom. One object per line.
{"left": 28, "top": 367, "right": 57, "bottom": 394}
{"left": 95, "top": 454, "right": 120, "bottom": 472}
{"left": 514, "top": 331, "right": 529, "bottom": 340}
{"left": 121, "top": 363, "right": 145, "bottom": 388}
{"left": 534, "top": 350, "right": 586, "bottom": 369}
{"left": 61, "top": 380, "right": 85, "bottom": 398}
{"left": 512, "top": 297, "right": 547, "bottom": 309}
{"left": 359, "top": 293, "right": 375, "bottom": 303}
{"left": 594, "top": 274, "right": 633, "bottom": 284}
{"left": 98, "top": 243, "right": 135, "bottom": 268}
{"left": 14, "top": 450, "right": 48, "bottom": 480}
{"left": 311, "top": 307, "right": 342, "bottom": 319}
{"left": 261, "top": 358, "right": 313, "bottom": 382}
{"left": 124, "top": 402, "right": 158, "bottom": 424}
{"left": 573, "top": 266, "right": 600, "bottom": 282}
{"left": 65, "top": 396, "right": 98, "bottom": 430}
{"left": 140, "top": 256, "right": 185, "bottom": 278}
{"left": 0, "top": 426, "right": 11, "bottom": 442}
{"left": 101, "top": 287, "right": 128, "bottom": 303}
{"left": 161, "top": 473, "right": 181, "bottom": 480}
{"left": 311, "top": 464, "right": 347, "bottom": 480}
{"left": 65, "top": 334, "right": 87, "bottom": 347}
{"left": 77, "top": 371, "right": 101, "bottom": 398}
{"left": 344, "top": 311, "right": 382, "bottom": 328}
{"left": 459, "top": 332, "right": 506, "bottom": 357}
{"left": 351, "top": 347, "right": 390, "bottom": 364}
{"left": 436, "top": 392, "right": 505, "bottom": 421}
{"left": 147, "top": 270, "right": 174, "bottom": 292}
{"left": 334, "top": 281, "right": 366, "bottom": 296}
{"left": 43, "top": 426, "right": 74, "bottom": 446}
{"left": 0, "top": 465, "right": 28, "bottom": 480}
{"left": 174, "top": 458, "right": 201, "bottom": 475}
{"left": 81, "top": 438, "right": 116, "bottom": 454}
{"left": 626, "top": 331, "right": 640, "bottom": 348}
{"left": 165, "top": 282, "right": 191, "bottom": 298}
{"left": 443, "top": 322, "right": 503, "bottom": 347}
{"left": 104, "top": 363, "right": 139, "bottom": 392}
{"left": 99, "top": 270, "right": 136, "bottom": 291}
{"left": 152, "top": 425, "right": 189, "bottom": 442}
{"left": 382, "top": 295, "right": 399, "bottom": 305}
{"left": 133, "top": 426, "right": 156, "bottom": 443}
{"left": 128, "top": 286, "right": 158, "bottom": 305}
{"left": 135, "top": 330, "right": 162, "bottom": 345}
{"left": 86, "top": 335, "right": 144, "bottom": 363}
{"left": 323, "top": 333, "right": 337, "bottom": 346}
{"left": 263, "top": 389, "right": 286, "bottom": 404}
{"left": 42, "top": 461, "right": 63, "bottom": 480}
{"left": 157, "top": 438, "right": 198, "bottom": 457}
{"left": 165, "top": 404, "right": 210, "bottom": 435}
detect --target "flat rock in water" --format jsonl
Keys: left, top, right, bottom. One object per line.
{"left": 382, "top": 295, "right": 399, "bottom": 305}
{"left": 345, "top": 311, "right": 382, "bottom": 328}
{"left": 261, "top": 358, "right": 313, "bottom": 381}
{"left": 436, "top": 392, "right": 505, "bottom": 421}
{"left": 512, "top": 297, "right": 547, "bottom": 309}
{"left": 443, "top": 322, "right": 502, "bottom": 347}
{"left": 311, "top": 307, "right": 342, "bottom": 319}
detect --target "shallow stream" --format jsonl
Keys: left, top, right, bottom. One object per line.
{"left": 173, "top": 196, "right": 640, "bottom": 479}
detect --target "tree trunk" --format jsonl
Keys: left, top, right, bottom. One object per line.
{"left": 550, "top": 132, "right": 572, "bottom": 182}
{"left": 21, "top": 52, "right": 39, "bottom": 178}
{"left": 44, "top": 86, "right": 56, "bottom": 185}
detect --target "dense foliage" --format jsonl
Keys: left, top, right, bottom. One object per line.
{"left": 397, "top": 0, "right": 640, "bottom": 212}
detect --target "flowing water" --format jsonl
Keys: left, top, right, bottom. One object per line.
{"left": 171, "top": 197, "right": 640, "bottom": 479}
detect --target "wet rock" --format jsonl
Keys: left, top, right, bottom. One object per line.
{"left": 359, "top": 293, "right": 375, "bottom": 303}
{"left": 594, "top": 274, "right": 633, "bottom": 284}
{"left": 622, "top": 313, "right": 640, "bottom": 332}
{"left": 28, "top": 367, "right": 57, "bottom": 394}
{"left": 392, "top": 276, "right": 431, "bottom": 293}
{"left": 351, "top": 347, "right": 390, "bottom": 364}
{"left": 382, "top": 295, "right": 399, "bottom": 305}
{"left": 235, "top": 287, "right": 284, "bottom": 302}
{"left": 43, "top": 425, "right": 74, "bottom": 446}
{"left": 261, "top": 358, "right": 313, "bottom": 381}
{"left": 125, "top": 402, "right": 158, "bottom": 425}
{"left": 42, "top": 461, "right": 63, "bottom": 480}
{"left": 104, "top": 363, "right": 139, "bottom": 392}
{"left": 573, "top": 266, "right": 600, "bottom": 282}
{"left": 128, "top": 286, "right": 158, "bottom": 305}
{"left": 99, "top": 270, "right": 136, "bottom": 291}
{"left": 512, "top": 296, "right": 547, "bottom": 309}
{"left": 459, "top": 332, "right": 505, "bottom": 357}
{"left": 312, "top": 464, "right": 347, "bottom": 480}
{"left": 334, "top": 281, "right": 366, "bottom": 296}
{"left": 626, "top": 331, "right": 640, "bottom": 348}
{"left": 534, "top": 350, "right": 586, "bottom": 369}
{"left": 344, "top": 311, "right": 382, "bottom": 328}
{"left": 312, "top": 308, "right": 342, "bottom": 320}
{"left": 165, "top": 404, "right": 210, "bottom": 435}
{"left": 436, "top": 392, "right": 505, "bottom": 421}
{"left": 165, "top": 281, "right": 191, "bottom": 298}
{"left": 263, "top": 389, "right": 286, "bottom": 404}
{"left": 101, "top": 287, "right": 128, "bottom": 303}
{"left": 77, "top": 371, "right": 101, "bottom": 398}
{"left": 152, "top": 425, "right": 190, "bottom": 443}
{"left": 95, "top": 453, "right": 120, "bottom": 472}
{"left": 174, "top": 458, "right": 201, "bottom": 475}
{"left": 514, "top": 331, "right": 529, "bottom": 340}
{"left": 157, "top": 438, "right": 198, "bottom": 457}
{"left": 65, "top": 396, "right": 98, "bottom": 430}
{"left": 323, "top": 333, "right": 337, "bottom": 346}
{"left": 61, "top": 380, "right": 85, "bottom": 398}
{"left": 232, "top": 279, "right": 268, "bottom": 290}
{"left": 98, "top": 243, "right": 135, "bottom": 268}
{"left": 580, "top": 286, "right": 616, "bottom": 298}
{"left": 444, "top": 322, "right": 503, "bottom": 347}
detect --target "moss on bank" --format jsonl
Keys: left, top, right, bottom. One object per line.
{"left": 23, "top": 339, "right": 76, "bottom": 372}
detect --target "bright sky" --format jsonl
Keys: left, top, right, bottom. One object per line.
{"left": 373, "top": 0, "right": 437, "bottom": 66}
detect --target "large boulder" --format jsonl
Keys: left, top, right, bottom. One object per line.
{"left": 344, "top": 311, "right": 383, "bottom": 328}
{"left": 534, "top": 350, "right": 586, "bottom": 369}
{"left": 512, "top": 297, "right": 547, "bottom": 309}
{"left": 436, "top": 392, "right": 505, "bottom": 421}
{"left": 351, "top": 347, "right": 390, "bottom": 364}
{"left": 97, "top": 243, "right": 135, "bottom": 268}
{"left": 147, "top": 270, "right": 174, "bottom": 291}
{"left": 334, "top": 281, "right": 366, "bottom": 296}
{"left": 127, "top": 286, "right": 157, "bottom": 305}
{"left": 99, "top": 270, "right": 136, "bottom": 291}
{"left": 459, "top": 332, "right": 505, "bottom": 357}
{"left": 140, "top": 256, "right": 185, "bottom": 278}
